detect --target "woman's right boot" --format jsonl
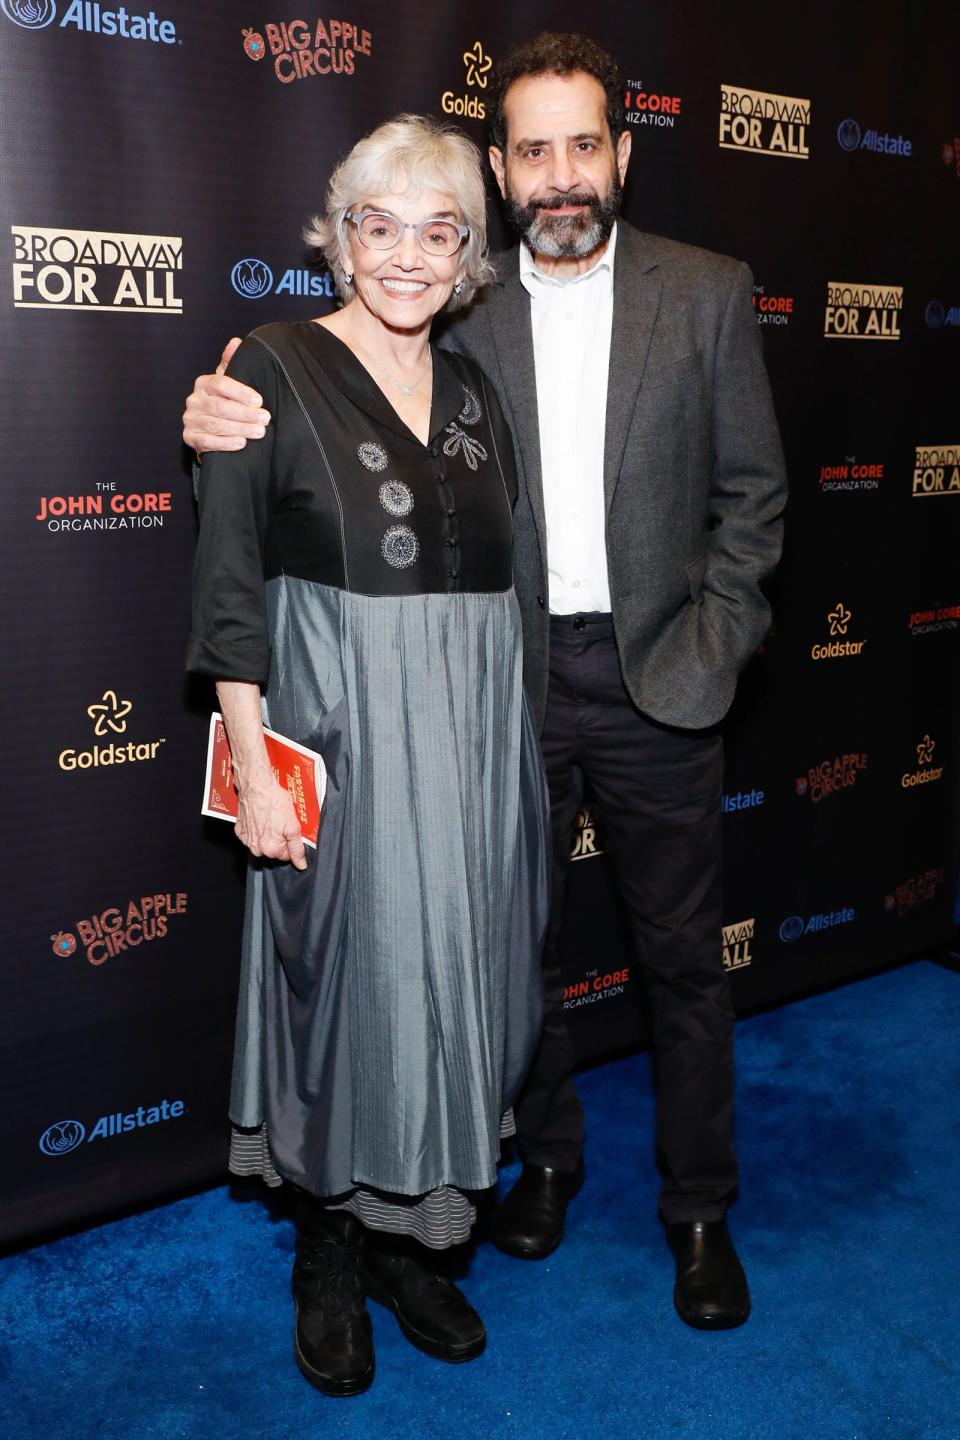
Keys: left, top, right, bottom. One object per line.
{"left": 292, "top": 1201, "right": 374, "bottom": 1396}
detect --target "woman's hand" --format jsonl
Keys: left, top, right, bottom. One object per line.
{"left": 235, "top": 776, "right": 308, "bottom": 870}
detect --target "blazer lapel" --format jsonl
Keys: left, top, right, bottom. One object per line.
{"left": 604, "top": 224, "right": 662, "bottom": 511}
{"left": 485, "top": 265, "right": 548, "bottom": 560}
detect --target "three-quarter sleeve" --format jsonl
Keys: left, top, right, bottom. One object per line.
{"left": 186, "top": 336, "right": 278, "bottom": 685}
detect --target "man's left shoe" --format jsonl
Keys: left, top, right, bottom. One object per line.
{"left": 665, "top": 1219, "right": 751, "bottom": 1330}
{"left": 363, "top": 1239, "right": 487, "bottom": 1363}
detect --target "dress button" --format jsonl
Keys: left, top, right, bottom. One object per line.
{"left": 445, "top": 538, "right": 457, "bottom": 548}
{"left": 573, "top": 617, "right": 586, "bottom": 632}
{"left": 447, "top": 568, "right": 459, "bottom": 580}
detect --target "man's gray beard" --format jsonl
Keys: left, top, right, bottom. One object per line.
{"left": 504, "top": 176, "right": 622, "bottom": 259}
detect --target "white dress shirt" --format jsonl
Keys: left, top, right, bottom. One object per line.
{"left": 519, "top": 224, "right": 617, "bottom": 615}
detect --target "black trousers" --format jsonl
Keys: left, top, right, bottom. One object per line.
{"left": 514, "top": 613, "right": 738, "bottom": 1223}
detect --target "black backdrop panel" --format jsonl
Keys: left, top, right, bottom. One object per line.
{"left": 1, "top": 0, "right": 957, "bottom": 1243}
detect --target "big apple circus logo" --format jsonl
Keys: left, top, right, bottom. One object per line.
{"left": 51, "top": 891, "right": 187, "bottom": 966}
{"left": 0, "top": 1, "right": 177, "bottom": 43}
{"left": 795, "top": 753, "right": 868, "bottom": 802}
{"left": 57, "top": 689, "right": 165, "bottom": 772}
{"left": 884, "top": 868, "right": 945, "bottom": 916}
{"left": 241, "top": 16, "right": 372, "bottom": 84}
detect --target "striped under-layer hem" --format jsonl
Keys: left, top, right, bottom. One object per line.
{"left": 227, "top": 1112, "right": 517, "bottom": 1251}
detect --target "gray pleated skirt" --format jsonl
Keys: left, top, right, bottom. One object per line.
{"left": 227, "top": 578, "right": 548, "bottom": 1244}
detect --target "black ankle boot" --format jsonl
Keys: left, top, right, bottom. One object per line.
{"left": 292, "top": 1204, "right": 374, "bottom": 1396}
{"left": 363, "top": 1234, "right": 486, "bottom": 1363}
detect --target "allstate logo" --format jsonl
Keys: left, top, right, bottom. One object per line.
{"left": 231, "top": 258, "right": 273, "bottom": 299}
{"left": 39, "top": 1119, "right": 86, "bottom": 1155}
{"left": 1, "top": 0, "right": 56, "bottom": 26}
{"left": 779, "top": 915, "right": 805, "bottom": 944}
{"left": 837, "top": 118, "right": 861, "bottom": 152}
{"left": 925, "top": 301, "right": 945, "bottom": 330}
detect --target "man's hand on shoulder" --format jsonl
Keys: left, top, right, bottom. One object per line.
{"left": 183, "top": 337, "right": 272, "bottom": 455}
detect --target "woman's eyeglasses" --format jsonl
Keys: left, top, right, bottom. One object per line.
{"left": 346, "top": 211, "right": 469, "bottom": 258}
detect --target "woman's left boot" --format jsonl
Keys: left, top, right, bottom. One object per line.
{"left": 292, "top": 1202, "right": 375, "bottom": 1395}
{"left": 363, "top": 1233, "right": 486, "bottom": 1362}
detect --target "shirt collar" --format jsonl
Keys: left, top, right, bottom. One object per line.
{"left": 519, "top": 222, "right": 617, "bottom": 297}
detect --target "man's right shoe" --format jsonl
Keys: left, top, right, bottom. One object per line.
{"left": 490, "top": 1160, "right": 585, "bottom": 1260}
{"left": 292, "top": 1208, "right": 375, "bottom": 1396}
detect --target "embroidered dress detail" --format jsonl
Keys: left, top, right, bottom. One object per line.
{"left": 443, "top": 424, "right": 488, "bottom": 472}
{"left": 357, "top": 441, "right": 389, "bottom": 473}
{"left": 379, "top": 479, "right": 414, "bottom": 517}
{"left": 458, "top": 386, "right": 482, "bottom": 426}
{"left": 381, "top": 524, "right": 420, "bottom": 569}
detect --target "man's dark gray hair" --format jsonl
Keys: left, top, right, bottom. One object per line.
{"left": 488, "top": 32, "right": 626, "bottom": 152}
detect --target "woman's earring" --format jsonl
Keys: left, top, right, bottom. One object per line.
{"left": 453, "top": 280, "right": 463, "bottom": 296}
{"left": 344, "top": 272, "right": 354, "bottom": 286}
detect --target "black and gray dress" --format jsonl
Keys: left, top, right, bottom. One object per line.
{"left": 188, "top": 322, "right": 548, "bottom": 1246}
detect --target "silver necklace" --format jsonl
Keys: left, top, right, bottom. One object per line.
{"left": 350, "top": 334, "right": 432, "bottom": 397}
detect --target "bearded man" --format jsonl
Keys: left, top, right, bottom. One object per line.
{"left": 183, "top": 32, "right": 786, "bottom": 1330}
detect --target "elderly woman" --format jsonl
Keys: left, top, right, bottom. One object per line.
{"left": 187, "top": 115, "right": 547, "bottom": 1396}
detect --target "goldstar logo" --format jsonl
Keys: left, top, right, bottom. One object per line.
{"left": 901, "top": 735, "right": 944, "bottom": 789}
{"left": 441, "top": 38, "right": 490, "bottom": 120}
{"left": 818, "top": 458, "right": 884, "bottom": 492}
{"left": 624, "top": 78, "right": 683, "bottom": 129}
{"left": 570, "top": 805, "right": 604, "bottom": 861}
{"left": 35, "top": 483, "right": 173, "bottom": 531}
{"left": 58, "top": 693, "right": 166, "bottom": 772}
{"left": 722, "top": 918, "right": 754, "bottom": 971}
{"left": 824, "top": 281, "right": 902, "bottom": 340}
{"left": 563, "top": 966, "right": 631, "bottom": 1009}
{"left": 245, "top": 17, "right": 372, "bottom": 85}
{"left": 50, "top": 891, "right": 188, "bottom": 966}
{"left": 719, "top": 84, "right": 810, "bottom": 158}
{"left": 11, "top": 226, "right": 182, "bottom": 313}
{"left": 811, "top": 603, "right": 866, "bottom": 660}
{"left": 795, "top": 753, "right": 868, "bottom": 803}
{"left": 912, "top": 445, "right": 960, "bottom": 497}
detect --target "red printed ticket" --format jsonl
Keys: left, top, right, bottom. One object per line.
{"left": 201, "top": 712, "right": 326, "bottom": 847}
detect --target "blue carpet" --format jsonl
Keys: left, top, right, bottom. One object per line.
{"left": 4, "top": 960, "right": 958, "bottom": 1440}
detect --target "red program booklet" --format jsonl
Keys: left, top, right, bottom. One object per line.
{"left": 201, "top": 712, "right": 327, "bottom": 847}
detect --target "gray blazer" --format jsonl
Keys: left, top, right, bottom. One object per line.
{"left": 440, "top": 219, "right": 787, "bottom": 732}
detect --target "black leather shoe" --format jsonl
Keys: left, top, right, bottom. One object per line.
{"left": 666, "top": 1218, "right": 751, "bottom": 1330}
{"left": 490, "top": 1160, "right": 585, "bottom": 1260}
{"left": 292, "top": 1209, "right": 374, "bottom": 1396}
{"left": 363, "top": 1238, "right": 486, "bottom": 1362}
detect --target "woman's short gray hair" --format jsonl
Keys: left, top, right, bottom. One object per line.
{"left": 304, "top": 114, "right": 493, "bottom": 311}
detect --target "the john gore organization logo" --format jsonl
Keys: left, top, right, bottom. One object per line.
{"left": 795, "top": 752, "right": 868, "bottom": 802}
{"left": 908, "top": 601, "right": 959, "bottom": 636}
{"left": 912, "top": 444, "right": 960, "bottom": 497}
{"left": 624, "top": 78, "right": 683, "bottom": 129}
{"left": 1, "top": 1, "right": 177, "bottom": 42}
{"left": 35, "top": 481, "right": 173, "bottom": 531}
{"left": 11, "top": 226, "right": 182, "bottom": 313}
{"left": 819, "top": 458, "right": 883, "bottom": 493}
{"left": 242, "top": 17, "right": 372, "bottom": 85}
{"left": 441, "top": 38, "right": 491, "bottom": 120}
{"left": 779, "top": 908, "right": 855, "bottom": 943}
{"left": 231, "top": 257, "right": 336, "bottom": 301}
{"left": 901, "top": 735, "right": 943, "bottom": 789}
{"left": 752, "top": 283, "right": 794, "bottom": 326}
{"left": 722, "top": 918, "right": 754, "bottom": 972}
{"left": 824, "top": 281, "right": 902, "bottom": 340}
{"left": 811, "top": 602, "right": 866, "bottom": 661}
{"left": 51, "top": 891, "right": 187, "bottom": 966}
{"left": 38, "top": 1097, "right": 186, "bottom": 1156}
{"left": 563, "top": 966, "right": 631, "bottom": 1009}
{"left": 58, "top": 690, "right": 166, "bottom": 772}
{"left": 719, "top": 84, "right": 810, "bottom": 158}
{"left": 836, "top": 117, "right": 912, "bottom": 157}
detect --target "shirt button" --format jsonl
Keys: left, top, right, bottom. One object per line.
{"left": 572, "top": 580, "right": 581, "bottom": 589}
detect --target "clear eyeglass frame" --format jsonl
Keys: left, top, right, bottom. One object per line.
{"left": 345, "top": 210, "right": 470, "bottom": 258}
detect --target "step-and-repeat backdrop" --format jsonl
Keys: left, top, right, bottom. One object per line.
{"left": 1, "top": 0, "right": 957, "bottom": 1243}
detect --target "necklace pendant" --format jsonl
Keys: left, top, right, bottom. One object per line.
{"left": 400, "top": 384, "right": 412, "bottom": 396}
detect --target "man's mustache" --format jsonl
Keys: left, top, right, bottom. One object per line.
{"left": 528, "top": 191, "right": 599, "bottom": 211}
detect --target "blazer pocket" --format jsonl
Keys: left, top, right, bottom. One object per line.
{"left": 685, "top": 551, "right": 708, "bottom": 602}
